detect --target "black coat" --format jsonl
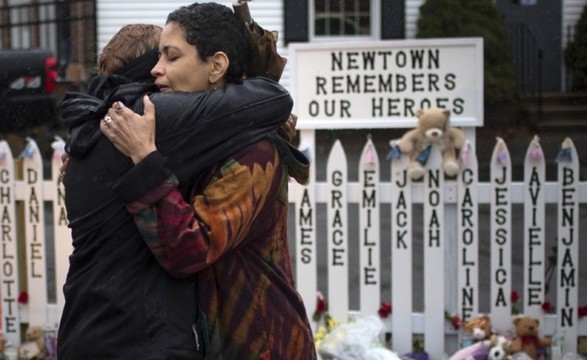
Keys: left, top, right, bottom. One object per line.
{"left": 57, "top": 76, "right": 293, "bottom": 359}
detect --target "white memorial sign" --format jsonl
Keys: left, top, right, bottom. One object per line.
{"left": 290, "top": 38, "right": 483, "bottom": 129}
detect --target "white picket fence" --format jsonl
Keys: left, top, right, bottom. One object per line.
{"left": 290, "top": 134, "right": 587, "bottom": 359}
{"left": 1, "top": 134, "right": 586, "bottom": 359}
{"left": 0, "top": 137, "right": 70, "bottom": 351}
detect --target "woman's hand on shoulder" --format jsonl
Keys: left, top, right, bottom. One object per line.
{"left": 100, "top": 95, "right": 157, "bottom": 164}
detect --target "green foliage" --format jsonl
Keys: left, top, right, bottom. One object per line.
{"left": 565, "top": 4, "right": 587, "bottom": 90}
{"left": 417, "top": 0, "right": 517, "bottom": 105}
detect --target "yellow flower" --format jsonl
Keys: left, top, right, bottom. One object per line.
{"left": 326, "top": 317, "right": 337, "bottom": 331}
{"left": 314, "top": 325, "right": 328, "bottom": 348}
{"left": 315, "top": 326, "right": 327, "bottom": 340}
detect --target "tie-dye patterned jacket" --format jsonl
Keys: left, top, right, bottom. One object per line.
{"left": 114, "top": 139, "right": 316, "bottom": 359}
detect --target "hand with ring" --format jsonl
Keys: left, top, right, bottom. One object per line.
{"left": 99, "top": 95, "right": 157, "bottom": 164}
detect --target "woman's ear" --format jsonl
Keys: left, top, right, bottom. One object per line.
{"left": 209, "top": 51, "right": 229, "bottom": 85}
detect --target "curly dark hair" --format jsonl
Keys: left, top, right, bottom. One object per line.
{"left": 166, "top": 2, "right": 250, "bottom": 83}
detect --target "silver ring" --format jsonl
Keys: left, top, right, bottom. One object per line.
{"left": 103, "top": 115, "right": 112, "bottom": 125}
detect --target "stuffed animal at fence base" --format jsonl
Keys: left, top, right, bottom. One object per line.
{"left": 487, "top": 335, "right": 513, "bottom": 360}
{"left": 509, "top": 316, "right": 550, "bottom": 360}
{"left": 464, "top": 314, "right": 493, "bottom": 341}
{"left": 18, "top": 325, "right": 45, "bottom": 359}
{"left": 449, "top": 340, "right": 491, "bottom": 360}
{"left": 449, "top": 314, "right": 495, "bottom": 360}
{"left": 398, "top": 108, "right": 467, "bottom": 180}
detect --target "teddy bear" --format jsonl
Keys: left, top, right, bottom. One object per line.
{"left": 509, "top": 316, "right": 550, "bottom": 360}
{"left": 464, "top": 314, "right": 493, "bottom": 342}
{"left": 398, "top": 108, "right": 467, "bottom": 180}
{"left": 449, "top": 314, "right": 493, "bottom": 360}
{"left": 18, "top": 325, "right": 46, "bottom": 359}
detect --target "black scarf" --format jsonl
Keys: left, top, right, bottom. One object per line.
{"left": 114, "top": 49, "right": 159, "bottom": 84}
{"left": 61, "top": 76, "right": 156, "bottom": 158}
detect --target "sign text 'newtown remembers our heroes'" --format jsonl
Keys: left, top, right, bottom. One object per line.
{"left": 292, "top": 39, "right": 483, "bottom": 127}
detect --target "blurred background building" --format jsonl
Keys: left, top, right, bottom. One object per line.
{"left": 0, "top": 0, "right": 584, "bottom": 92}
{"left": 1, "top": 0, "right": 95, "bottom": 80}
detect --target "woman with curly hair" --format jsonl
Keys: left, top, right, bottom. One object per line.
{"left": 101, "top": 3, "right": 316, "bottom": 359}
{"left": 58, "top": 10, "right": 303, "bottom": 360}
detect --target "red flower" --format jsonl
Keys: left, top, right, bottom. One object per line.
{"left": 315, "top": 291, "right": 326, "bottom": 313}
{"left": 578, "top": 306, "right": 587, "bottom": 319}
{"left": 451, "top": 316, "right": 462, "bottom": 330}
{"left": 18, "top": 291, "right": 28, "bottom": 304}
{"left": 378, "top": 302, "right": 392, "bottom": 318}
{"left": 312, "top": 291, "right": 327, "bottom": 322}
{"left": 541, "top": 301, "right": 554, "bottom": 313}
{"left": 511, "top": 290, "right": 520, "bottom": 303}
{"left": 445, "top": 310, "right": 461, "bottom": 329}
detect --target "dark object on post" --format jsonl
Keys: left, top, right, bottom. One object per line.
{"left": 0, "top": 49, "right": 58, "bottom": 132}
{"left": 233, "top": 0, "right": 287, "bottom": 82}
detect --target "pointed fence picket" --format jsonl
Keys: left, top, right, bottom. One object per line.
{"left": 359, "top": 139, "right": 381, "bottom": 318}
{"left": 457, "top": 140, "right": 479, "bottom": 330}
{"left": 326, "top": 140, "right": 349, "bottom": 324}
{"left": 557, "top": 138, "right": 580, "bottom": 351}
{"left": 490, "top": 138, "right": 513, "bottom": 334}
{"left": 290, "top": 135, "right": 587, "bottom": 358}
{"left": 0, "top": 140, "right": 22, "bottom": 346}
{"left": 524, "top": 136, "right": 546, "bottom": 323}
{"left": 21, "top": 140, "right": 49, "bottom": 329}
{"left": 391, "top": 152, "right": 413, "bottom": 355}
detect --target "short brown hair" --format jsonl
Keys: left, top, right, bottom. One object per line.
{"left": 98, "top": 24, "right": 162, "bottom": 75}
